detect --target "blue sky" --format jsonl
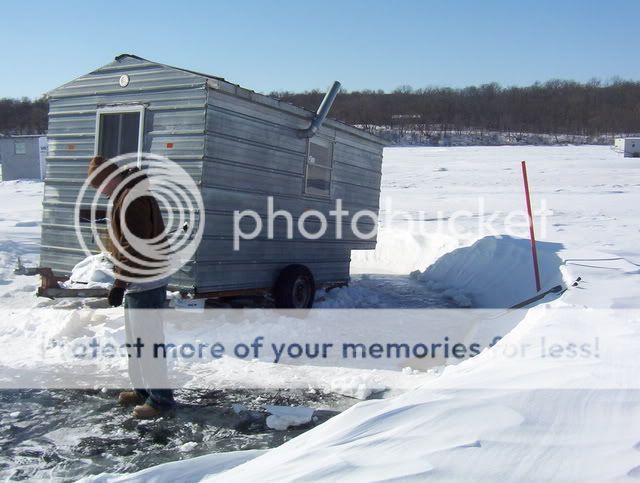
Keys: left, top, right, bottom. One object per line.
{"left": 2, "top": 0, "right": 638, "bottom": 98}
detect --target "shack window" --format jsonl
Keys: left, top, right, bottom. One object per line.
{"left": 304, "top": 138, "right": 333, "bottom": 197}
{"left": 97, "top": 111, "right": 141, "bottom": 159}
{"left": 14, "top": 141, "right": 26, "bottom": 155}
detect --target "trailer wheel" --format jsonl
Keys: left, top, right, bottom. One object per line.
{"left": 273, "top": 264, "right": 315, "bottom": 308}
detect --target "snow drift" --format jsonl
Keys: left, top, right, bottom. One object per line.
{"left": 412, "top": 236, "right": 565, "bottom": 308}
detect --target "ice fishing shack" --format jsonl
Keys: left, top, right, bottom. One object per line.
{"left": 0, "top": 135, "right": 47, "bottom": 181}
{"left": 40, "top": 54, "right": 385, "bottom": 307}
{"left": 614, "top": 137, "right": 640, "bottom": 157}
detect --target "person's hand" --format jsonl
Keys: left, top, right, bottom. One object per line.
{"left": 108, "top": 287, "right": 125, "bottom": 307}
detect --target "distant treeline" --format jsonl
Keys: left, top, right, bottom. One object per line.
{"left": 1, "top": 79, "right": 639, "bottom": 138}
{"left": 0, "top": 97, "right": 48, "bottom": 135}
{"left": 272, "top": 79, "right": 640, "bottom": 137}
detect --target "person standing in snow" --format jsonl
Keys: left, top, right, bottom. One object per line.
{"left": 87, "top": 155, "right": 175, "bottom": 419}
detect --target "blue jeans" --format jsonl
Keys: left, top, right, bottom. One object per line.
{"left": 123, "top": 285, "right": 175, "bottom": 409}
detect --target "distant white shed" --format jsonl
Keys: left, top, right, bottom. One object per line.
{"left": 614, "top": 137, "right": 640, "bottom": 157}
{"left": 0, "top": 135, "right": 47, "bottom": 180}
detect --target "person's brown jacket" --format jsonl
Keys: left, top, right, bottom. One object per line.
{"left": 110, "top": 172, "right": 167, "bottom": 288}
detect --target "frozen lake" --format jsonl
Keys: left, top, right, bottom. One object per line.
{"left": 1, "top": 146, "right": 639, "bottom": 480}
{"left": 0, "top": 388, "right": 350, "bottom": 480}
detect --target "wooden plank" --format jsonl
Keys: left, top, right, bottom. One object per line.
{"left": 37, "top": 287, "right": 109, "bottom": 298}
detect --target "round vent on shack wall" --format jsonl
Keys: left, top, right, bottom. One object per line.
{"left": 119, "top": 74, "right": 130, "bottom": 87}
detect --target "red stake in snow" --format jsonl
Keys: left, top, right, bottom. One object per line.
{"left": 521, "top": 160, "right": 541, "bottom": 292}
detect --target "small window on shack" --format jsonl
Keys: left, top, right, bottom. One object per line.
{"left": 95, "top": 108, "right": 143, "bottom": 160}
{"left": 14, "top": 141, "right": 26, "bottom": 155}
{"left": 87, "top": 107, "right": 144, "bottom": 224}
{"left": 304, "top": 138, "right": 334, "bottom": 197}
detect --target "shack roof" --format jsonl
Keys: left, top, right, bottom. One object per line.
{"left": 47, "top": 54, "right": 386, "bottom": 146}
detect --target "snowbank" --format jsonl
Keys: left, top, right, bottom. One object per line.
{"left": 79, "top": 449, "right": 266, "bottom": 483}
{"left": 412, "top": 236, "right": 565, "bottom": 307}
{"left": 350, "top": 229, "right": 460, "bottom": 275}
{"left": 197, "top": 259, "right": 640, "bottom": 482}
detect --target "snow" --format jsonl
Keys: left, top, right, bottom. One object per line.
{"left": 328, "top": 373, "right": 387, "bottom": 400}
{"left": 78, "top": 449, "right": 267, "bottom": 483}
{"left": 60, "top": 253, "right": 114, "bottom": 289}
{"left": 0, "top": 180, "right": 42, "bottom": 299}
{"left": 1, "top": 146, "right": 640, "bottom": 480}
{"left": 411, "top": 235, "right": 565, "bottom": 308}
{"left": 264, "top": 406, "right": 315, "bottom": 431}
{"left": 179, "top": 441, "right": 200, "bottom": 452}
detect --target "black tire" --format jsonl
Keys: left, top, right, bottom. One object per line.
{"left": 273, "top": 264, "right": 315, "bottom": 308}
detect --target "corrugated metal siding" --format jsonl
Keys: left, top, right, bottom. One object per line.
{"left": 195, "top": 87, "right": 383, "bottom": 293}
{"left": 42, "top": 54, "right": 384, "bottom": 295}
{"left": 41, "top": 57, "right": 207, "bottom": 289}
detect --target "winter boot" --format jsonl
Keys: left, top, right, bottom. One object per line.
{"left": 132, "top": 403, "right": 165, "bottom": 419}
{"left": 118, "top": 391, "right": 144, "bottom": 405}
